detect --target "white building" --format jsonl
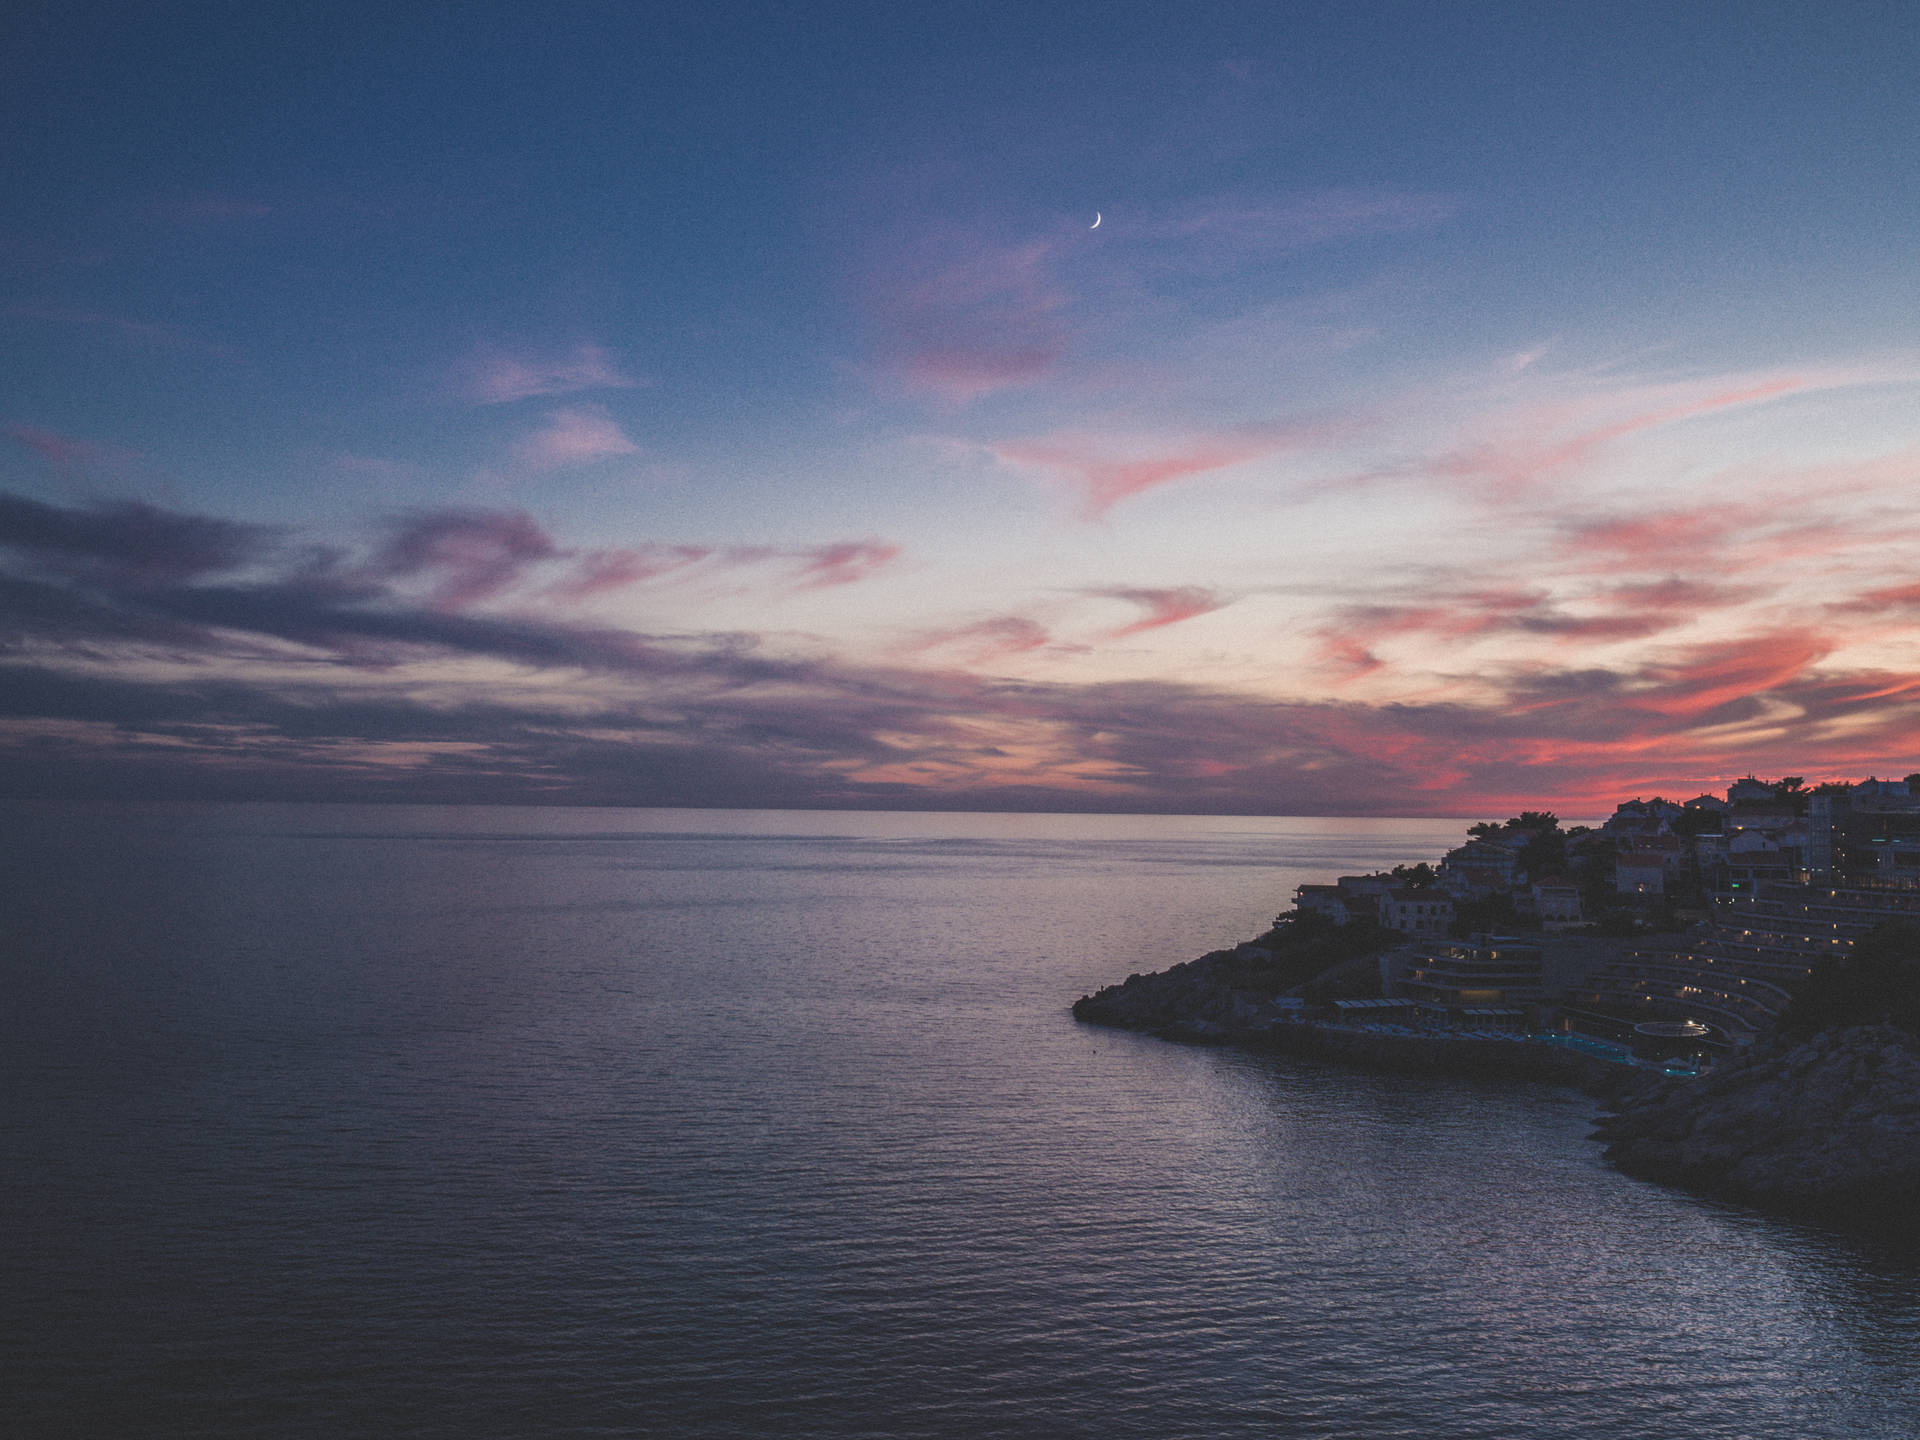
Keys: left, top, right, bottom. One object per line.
{"left": 1378, "top": 888, "right": 1454, "bottom": 936}
{"left": 1531, "top": 879, "right": 1583, "bottom": 929}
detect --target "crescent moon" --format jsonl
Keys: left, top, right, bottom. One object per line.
{"left": 1090, "top": 212, "right": 1101, "bottom": 229}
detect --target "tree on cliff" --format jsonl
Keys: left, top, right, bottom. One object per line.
{"left": 1238, "top": 909, "right": 1395, "bottom": 997}
{"left": 1778, "top": 921, "right": 1920, "bottom": 1040}
{"left": 1448, "top": 891, "right": 1524, "bottom": 938}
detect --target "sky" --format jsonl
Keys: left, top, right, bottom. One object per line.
{"left": 6, "top": 1, "right": 1920, "bottom": 816}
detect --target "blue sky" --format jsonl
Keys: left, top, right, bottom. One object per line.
{"left": 7, "top": 2, "right": 1920, "bottom": 812}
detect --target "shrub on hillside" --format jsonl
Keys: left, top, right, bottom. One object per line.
{"left": 1226, "top": 910, "right": 1394, "bottom": 996}
{"left": 1777, "top": 921, "right": 1920, "bottom": 1040}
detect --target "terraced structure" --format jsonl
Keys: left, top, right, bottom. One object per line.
{"left": 1578, "top": 883, "right": 1920, "bottom": 1039}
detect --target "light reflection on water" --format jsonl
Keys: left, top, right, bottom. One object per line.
{"left": 3, "top": 804, "right": 1916, "bottom": 1439}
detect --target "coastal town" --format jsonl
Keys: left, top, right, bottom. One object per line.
{"left": 1275, "top": 772, "right": 1920, "bottom": 1061}
{"left": 1073, "top": 773, "right": 1920, "bottom": 1230}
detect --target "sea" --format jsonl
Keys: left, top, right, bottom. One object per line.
{"left": 4, "top": 804, "right": 1917, "bottom": 1439}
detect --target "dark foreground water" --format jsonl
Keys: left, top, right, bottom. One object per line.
{"left": 5, "top": 805, "right": 1918, "bottom": 1439}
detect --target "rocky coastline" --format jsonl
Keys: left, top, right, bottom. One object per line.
{"left": 1071, "top": 948, "right": 1630, "bottom": 1091}
{"left": 1594, "top": 1025, "right": 1920, "bottom": 1234}
{"left": 1074, "top": 948, "right": 1920, "bottom": 1238}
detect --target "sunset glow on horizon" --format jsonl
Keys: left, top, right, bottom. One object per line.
{"left": 7, "top": 3, "right": 1920, "bottom": 816}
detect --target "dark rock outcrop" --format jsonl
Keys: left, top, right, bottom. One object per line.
{"left": 1594, "top": 1025, "right": 1920, "bottom": 1233}
{"left": 1071, "top": 950, "right": 1259, "bottom": 1040}
{"left": 1080, "top": 950, "right": 1920, "bottom": 1235}
{"left": 1073, "top": 950, "right": 1620, "bottom": 1086}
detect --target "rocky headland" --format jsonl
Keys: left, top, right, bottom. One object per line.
{"left": 1071, "top": 944, "right": 1629, "bottom": 1088}
{"left": 1076, "top": 789, "right": 1920, "bottom": 1234}
{"left": 1594, "top": 1024, "right": 1920, "bottom": 1234}
{"left": 1075, "top": 940, "right": 1920, "bottom": 1237}
{"left": 1071, "top": 948, "right": 1289, "bottom": 1041}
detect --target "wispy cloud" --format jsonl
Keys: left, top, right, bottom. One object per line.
{"left": 1312, "top": 576, "right": 1773, "bottom": 684}
{"left": 367, "top": 509, "right": 565, "bottom": 611}
{"left": 785, "top": 540, "right": 902, "bottom": 589}
{"left": 1557, "top": 506, "right": 1748, "bottom": 570}
{"left": 850, "top": 186, "right": 1456, "bottom": 413}
{"left": 541, "top": 546, "right": 716, "bottom": 603}
{"left": 6, "top": 488, "right": 1920, "bottom": 816}
{"left": 510, "top": 406, "right": 640, "bottom": 472}
{"left": 1093, "top": 586, "right": 1229, "bottom": 638}
{"left": 4, "top": 601, "right": 1911, "bottom": 814}
{"left": 861, "top": 236, "right": 1069, "bottom": 404}
{"left": 7, "top": 425, "right": 125, "bottom": 474}
{"left": 664, "top": 540, "right": 904, "bottom": 593}
{"left": 988, "top": 429, "right": 1280, "bottom": 516}
{"left": 1833, "top": 581, "right": 1920, "bottom": 616}
{"left": 909, "top": 615, "right": 1054, "bottom": 665}
{"left": 1420, "top": 376, "right": 1810, "bottom": 501}
{"left": 0, "top": 491, "right": 275, "bottom": 584}
{"left": 460, "top": 343, "right": 644, "bottom": 405}
{"left": 1558, "top": 503, "right": 1897, "bottom": 578}
{"left": 1604, "top": 629, "right": 1834, "bottom": 720}
{"left": 0, "top": 493, "right": 907, "bottom": 631}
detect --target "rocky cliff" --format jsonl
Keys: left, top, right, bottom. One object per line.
{"left": 1594, "top": 1025, "right": 1920, "bottom": 1234}
{"left": 1071, "top": 949, "right": 1273, "bottom": 1040}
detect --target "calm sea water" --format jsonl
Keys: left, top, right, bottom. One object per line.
{"left": 4, "top": 804, "right": 1917, "bottom": 1439}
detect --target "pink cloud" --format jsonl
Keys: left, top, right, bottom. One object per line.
{"left": 910, "top": 615, "right": 1054, "bottom": 664}
{"left": 990, "top": 430, "right": 1278, "bottom": 517}
{"left": 1604, "top": 577, "right": 1758, "bottom": 613}
{"left": 1626, "top": 630, "right": 1833, "bottom": 718}
{"left": 1560, "top": 502, "right": 1881, "bottom": 578}
{"left": 1318, "top": 634, "right": 1386, "bottom": 679}
{"left": 8, "top": 426, "right": 108, "bottom": 470}
{"left": 787, "top": 540, "right": 902, "bottom": 589}
{"left": 18, "top": 478, "right": 1920, "bottom": 816}
{"left": 461, "top": 343, "right": 643, "bottom": 405}
{"left": 369, "top": 510, "right": 565, "bottom": 611}
{"left": 1524, "top": 614, "right": 1685, "bottom": 642}
{"left": 1835, "top": 581, "right": 1920, "bottom": 615}
{"left": 1316, "top": 592, "right": 1535, "bottom": 677}
{"left": 862, "top": 236, "right": 1069, "bottom": 404}
{"left": 1095, "top": 586, "right": 1229, "bottom": 638}
{"left": 1314, "top": 578, "right": 1756, "bottom": 683}
{"left": 1428, "top": 377, "right": 1808, "bottom": 500}
{"left": 540, "top": 539, "right": 900, "bottom": 599}
{"left": 542, "top": 546, "right": 715, "bottom": 603}
{"left": 1558, "top": 506, "right": 1747, "bottom": 569}
{"left": 511, "top": 406, "right": 639, "bottom": 472}
{"left": 898, "top": 345, "right": 1064, "bottom": 404}
{"left": 6, "top": 425, "right": 148, "bottom": 484}
{"left": 854, "top": 189, "right": 1453, "bottom": 407}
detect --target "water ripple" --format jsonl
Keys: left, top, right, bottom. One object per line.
{"left": 4, "top": 805, "right": 1917, "bottom": 1438}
